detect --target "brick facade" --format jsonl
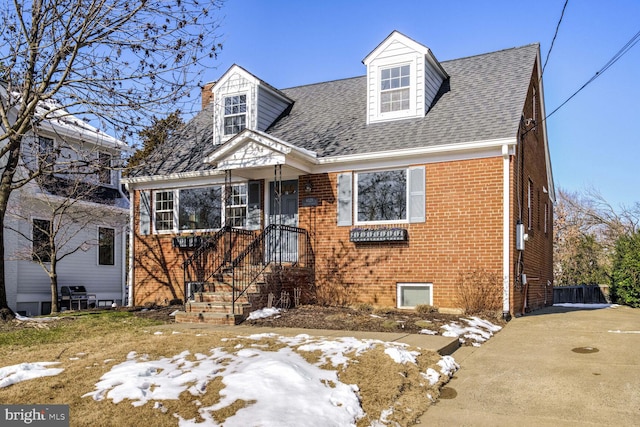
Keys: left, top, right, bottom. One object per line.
{"left": 298, "top": 157, "right": 504, "bottom": 310}
{"left": 129, "top": 63, "right": 554, "bottom": 316}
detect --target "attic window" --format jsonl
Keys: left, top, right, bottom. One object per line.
{"left": 224, "top": 94, "right": 247, "bottom": 135}
{"left": 380, "top": 65, "right": 410, "bottom": 113}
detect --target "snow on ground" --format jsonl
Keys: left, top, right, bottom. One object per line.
{"left": 0, "top": 362, "right": 64, "bottom": 388}
{"left": 2, "top": 309, "right": 512, "bottom": 425}
{"left": 81, "top": 333, "right": 455, "bottom": 426}
{"left": 246, "top": 307, "right": 281, "bottom": 320}
{"left": 553, "top": 303, "right": 617, "bottom": 309}
{"left": 438, "top": 316, "right": 503, "bottom": 347}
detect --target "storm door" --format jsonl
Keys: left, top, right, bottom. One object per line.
{"left": 267, "top": 180, "right": 298, "bottom": 263}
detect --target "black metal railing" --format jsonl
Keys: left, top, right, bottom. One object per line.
{"left": 182, "top": 226, "right": 255, "bottom": 301}
{"left": 231, "top": 224, "right": 315, "bottom": 313}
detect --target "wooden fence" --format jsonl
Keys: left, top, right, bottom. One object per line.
{"left": 553, "top": 285, "right": 610, "bottom": 304}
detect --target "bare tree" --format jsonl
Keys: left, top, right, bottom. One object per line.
{"left": 0, "top": 1, "right": 223, "bottom": 310}
{"left": 554, "top": 187, "right": 640, "bottom": 285}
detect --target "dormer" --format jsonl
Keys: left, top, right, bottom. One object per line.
{"left": 209, "top": 65, "right": 294, "bottom": 145}
{"left": 363, "top": 31, "right": 448, "bottom": 124}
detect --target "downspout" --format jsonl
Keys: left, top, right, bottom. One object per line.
{"left": 123, "top": 183, "right": 134, "bottom": 307}
{"left": 502, "top": 144, "right": 511, "bottom": 320}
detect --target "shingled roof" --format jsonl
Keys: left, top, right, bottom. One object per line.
{"left": 130, "top": 43, "right": 539, "bottom": 178}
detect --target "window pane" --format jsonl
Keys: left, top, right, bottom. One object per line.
{"left": 179, "top": 186, "right": 222, "bottom": 230}
{"left": 32, "top": 219, "right": 52, "bottom": 262}
{"left": 99, "top": 227, "right": 115, "bottom": 265}
{"left": 155, "top": 191, "right": 174, "bottom": 231}
{"left": 400, "top": 285, "right": 431, "bottom": 307}
{"left": 357, "top": 170, "right": 407, "bottom": 222}
{"left": 223, "top": 95, "right": 247, "bottom": 135}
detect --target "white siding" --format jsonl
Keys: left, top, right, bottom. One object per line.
{"left": 212, "top": 73, "right": 254, "bottom": 145}
{"left": 257, "top": 86, "right": 289, "bottom": 131}
{"left": 365, "top": 33, "right": 446, "bottom": 124}
{"left": 8, "top": 197, "right": 127, "bottom": 314}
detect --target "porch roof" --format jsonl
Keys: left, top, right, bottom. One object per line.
{"left": 203, "top": 129, "right": 317, "bottom": 179}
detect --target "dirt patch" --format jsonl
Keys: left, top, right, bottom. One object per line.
{"left": 245, "top": 305, "right": 505, "bottom": 343}
{"left": 1, "top": 304, "right": 505, "bottom": 345}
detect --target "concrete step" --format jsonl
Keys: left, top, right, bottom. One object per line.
{"left": 174, "top": 311, "right": 241, "bottom": 325}
{"left": 184, "top": 300, "right": 250, "bottom": 315}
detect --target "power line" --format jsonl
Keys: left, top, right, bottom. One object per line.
{"left": 546, "top": 28, "right": 640, "bottom": 120}
{"left": 542, "top": 0, "right": 569, "bottom": 76}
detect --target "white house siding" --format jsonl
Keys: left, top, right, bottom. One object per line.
{"left": 9, "top": 207, "right": 127, "bottom": 315}
{"left": 257, "top": 86, "right": 289, "bottom": 132}
{"left": 212, "top": 72, "right": 254, "bottom": 146}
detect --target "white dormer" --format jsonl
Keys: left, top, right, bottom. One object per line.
{"left": 210, "top": 65, "right": 293, "bottom": 145}
{"left": 363, "top": 31, "right": 448, "bottom": 124}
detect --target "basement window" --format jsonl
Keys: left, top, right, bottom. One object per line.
{"left": 397, "top": 283, "right": 432, "bottom": 309}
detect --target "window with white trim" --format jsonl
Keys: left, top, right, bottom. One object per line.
{"left": 356, "top": 169, "right": 407, "bottom": 223}
{"left": 227, "top": 184, "right": 248, "bottom": 227}
{"left": 98, "top": 227, "right": 115, "bottom": 265}
{"left": 380, "top": 65, "right": 410, "bottom": 113}
{"left": 178, "top": 186, "right": 222, "bottom": 231}
{"left": 154, "top": 191, "right": 174, "bottom": 232}
{"left": 152, "top": 184, "right": 252, "bottom": 233}
{"left": 224, "top": 94, "right": 247, "bottom": 135}
{"left": 397, "top": 283, "right": 433, "bottom": 309}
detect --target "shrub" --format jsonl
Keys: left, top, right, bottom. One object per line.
{"left": 611, "top": 232, "right": 640, "bottom": 307}
{"left": 415, "top": 304, "right": 438, "bottom": 315}
{"left": 454, "top": 269, "right": 502, "bottom": 315}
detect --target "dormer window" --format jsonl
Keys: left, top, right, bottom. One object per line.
{"left": 224, "top": 94, "right": 247, "bottom": 135}
{"left": 380, "top": 65, "right": 410, "bottom": 113}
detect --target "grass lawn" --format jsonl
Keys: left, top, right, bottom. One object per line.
{"left": 0, "top": 310, "right": 455, "bottom": 426}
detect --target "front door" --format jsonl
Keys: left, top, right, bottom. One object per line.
{"left": 268, "top": 180, "right": 298, "bottom": 262}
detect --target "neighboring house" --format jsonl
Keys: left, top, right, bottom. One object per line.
{"left": 3, "top": 95, "right": 131, "bottom": 316}
{"left": 124, "top": 31, "right": 554, "bottom": 322}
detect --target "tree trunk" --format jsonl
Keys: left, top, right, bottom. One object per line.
{"left": 50, "top": 270, "right": 59, "bottom": 313}
{"left": 0, "top": 140, "right": 21, "bottom": 312}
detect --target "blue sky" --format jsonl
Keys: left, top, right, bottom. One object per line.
{"left": 194, "top": 0, "right": 640, "bottom": 208}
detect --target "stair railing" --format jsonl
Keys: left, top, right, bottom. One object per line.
{"left": 182, "top": 226, "right": 255, "bottom": 301}
{"left": 230, "top": 224, "right": 315, "bottom": 313}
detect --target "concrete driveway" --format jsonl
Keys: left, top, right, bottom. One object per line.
{"left": 421, "top": 305, "right": 640, "bottom": 426}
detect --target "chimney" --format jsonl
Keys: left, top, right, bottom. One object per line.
{"left": 201, "top": 82, "right": 215, "bottom": 109}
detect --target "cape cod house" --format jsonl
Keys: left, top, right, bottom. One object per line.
{"left": 2, "top": 91, "right": 131, "bottom": 316}
{"left": 124, "top": 31, "right": 554, "bottom": 323}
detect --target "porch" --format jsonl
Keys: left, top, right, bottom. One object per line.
{"left": 175, "top": 224, "right": 315, "bottom": 325}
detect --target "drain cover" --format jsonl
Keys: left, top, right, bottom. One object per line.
{"left": 572, "top": 347, "right": 599, "bottom": 354}
{"left": 439, "top": 387, "right": 457, "bottom": 399}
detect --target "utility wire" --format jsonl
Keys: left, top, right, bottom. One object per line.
{"left": 542, "top": 0, "right": 569, "bottom": 76}
{"left": 546, "top": 28, "right": 640, "bottom": 120}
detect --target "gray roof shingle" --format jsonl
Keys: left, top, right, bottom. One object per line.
{"left": 130, "top": 43, "right": 538, "bottom": 178}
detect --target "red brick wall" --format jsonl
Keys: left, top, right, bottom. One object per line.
{"left": 130, "top": 73, "right": 553, "bottom": 316}
{"left": 299, "top": 157, "right": 504, "bottom": 311}
{"left": 510, "top": 64, "right": 554, "bottom": 314}
{"left": 131, "top": 190, "right": 191, "bottom": 305}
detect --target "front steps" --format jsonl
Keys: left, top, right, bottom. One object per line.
{"left": 174, "top": 281, "right": 261, "bottom": 325}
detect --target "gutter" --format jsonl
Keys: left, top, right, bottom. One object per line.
{"left": 502, "top": 144, "right": 511, "bottom": 319}
{"left": 124, "top": 182, "right": 134, "bottom": 307}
